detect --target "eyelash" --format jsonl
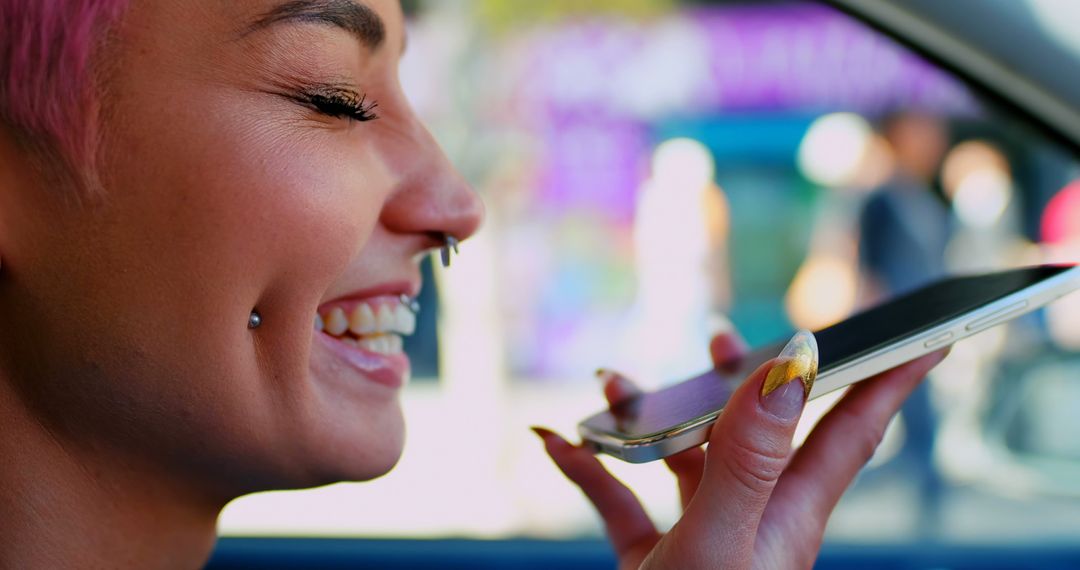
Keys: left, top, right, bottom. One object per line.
{"left": 303, "top": 88, "right": 379, "bottom": 122}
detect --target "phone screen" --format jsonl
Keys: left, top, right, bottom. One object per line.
{"left": 586, "top": 265, "right": 1074, "bottom": 440}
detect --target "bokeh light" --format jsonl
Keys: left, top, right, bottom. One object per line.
{"left": 797, "top": 113, "right": 874, "bottom": 188}
{"left": 1042, "top": 180, "right": 1080, "bottom": 349}
{"left": 651, "top": 137, "right": 715, "bottom": 189}
{"left": 785, "top": 253, "right": 858, "bottom": 330}
{"left": 953, "top": 169, "right": 1013, "bottom": 228}
{"left": 1041, "top": 180, "right": 1080, "bottom": 246}
{"left": 942, "top": 140, "right": 1014, "bottom": 228}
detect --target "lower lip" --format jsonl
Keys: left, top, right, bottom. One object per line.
{"left": 313, "top": 331, "right": 411, "bottom": 389}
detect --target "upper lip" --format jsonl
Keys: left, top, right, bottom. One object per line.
{"left": 318, "top": 279, "right": 421, "bottom": 310}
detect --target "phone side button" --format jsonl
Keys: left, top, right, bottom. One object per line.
{"left": 965, "top": 300, "right": 1029, "bottom": 332}
{"left": 924, "top": 331, "right": 954, "bottom": 349}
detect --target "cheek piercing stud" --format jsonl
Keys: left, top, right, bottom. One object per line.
{"left": 440, "top": 234, "right": 459, "bottom": 268}
{"left": 248, "top": 310, "right": 262, "bottom": 329}
{"left": 399, "top": 294, "right": 420, "bottom": 314}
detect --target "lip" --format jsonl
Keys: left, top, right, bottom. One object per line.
{"left": 313, "top": 330, "right": 411, "bottom": 389}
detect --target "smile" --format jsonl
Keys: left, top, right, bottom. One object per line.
{"left": 310, "top": 294, "right": 417, "bottom": 390}
{"left": 314, "top": 296, "right": 417, "bottom": 355}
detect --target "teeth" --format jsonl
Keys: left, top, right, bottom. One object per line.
{"left": 357, "top": 334, "right": 404, "bottom": 355}
{"left": 319, "top": 300, "right": 418, "bottom": 339}
{"left": 349, "top": 304, "right": 377, "bottom": 335}
{"left": 394, "top": 304, "right": 416, "bottom": 335}
{"left": 376, "top": 305, "right": 395, "bottom": 332}
{"left": 325, "top": 307, "right": 349, "bottom": 336}
{"left": 358, "top": 336, "right": 381, "bottom": 353}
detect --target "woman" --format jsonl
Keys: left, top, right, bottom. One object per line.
{"left": 0, "top": 1, "right": 947, "bottom": 568}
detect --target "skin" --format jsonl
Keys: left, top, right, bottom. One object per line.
{"left": 886, "top": 113, "right": 948, "bottom": 183}
{"left": 0, "top": 0, "right": 482, "bottom": 567}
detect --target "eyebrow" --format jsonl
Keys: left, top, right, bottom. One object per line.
{"left": 245, "top": 0, "right": 385, "bottom": 50}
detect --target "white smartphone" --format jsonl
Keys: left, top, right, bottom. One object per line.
{"left": 578, "top": 264, "right": 1080, "bottom": 463}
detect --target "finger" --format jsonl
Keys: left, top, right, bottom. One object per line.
{"left": 597, "top": 368, "right": 642, "bottom": 408}
{"left": 709, "top": 328, "right": 749, "bottom": 371}
{"left": 600, "top": 327, "right": 748, "bottom": 407}
{"left": 760, "top": 349, "right": 949, "bottom": 562}
{"left": 677, "top": 331, "right": 817, "bottom": 565}
{"left": 596, "top": 368, "right": 709, "bottom": 511}
{"left": 664, "top": 446, "right": 706, "bottom": 511}
{"left": 532, "top": 427, "right": 660, "bottom": 558}
{"left": 658, "top": 325, "right": 747, "bottom": 511}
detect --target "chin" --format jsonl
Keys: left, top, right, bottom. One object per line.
{"left": 300, "top": 403, "right": 408, "bottom": 487}
{"left": 345, "top": 422, "right": 407, "bottom": 482}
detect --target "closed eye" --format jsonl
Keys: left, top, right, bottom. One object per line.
{"left": 300, "top": 86, "right": 379, "bottom": 122}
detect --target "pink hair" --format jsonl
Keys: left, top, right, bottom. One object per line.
{"left": 0, "top": 0, "right": 127, "bottom": 189}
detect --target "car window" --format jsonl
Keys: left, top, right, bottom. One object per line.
{"left": 219, "top": 0, "right": 1080, "bottom": 546}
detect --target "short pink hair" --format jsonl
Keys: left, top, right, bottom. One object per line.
{"left": 0, "top": 0, "right": 127, "bottom": 190}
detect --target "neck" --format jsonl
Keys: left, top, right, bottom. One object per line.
{"left": 0, "top": 388, "right": 222, "bottom": 569}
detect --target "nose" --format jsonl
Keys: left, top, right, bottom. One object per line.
{"left": 379, "top": 121, "right": 485, "bottom": 246}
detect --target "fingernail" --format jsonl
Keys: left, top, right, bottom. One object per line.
{"left": 530, "top": 426, "right": 557, "bottom": 441}
{"left": 760, "top": 330, "right": 818, "bottom": 419}
{"left": 596, "top": 368, "right": 638, "bottom": 394}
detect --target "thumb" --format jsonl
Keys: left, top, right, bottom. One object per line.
{"left": 676, "top": 330, "right": 817, "bottom": 564}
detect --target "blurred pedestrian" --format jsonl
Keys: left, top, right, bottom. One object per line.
{"left": 858, "top": 111, "right": 952, "bottom": 535}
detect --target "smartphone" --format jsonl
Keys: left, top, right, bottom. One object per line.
{"left": 578, "top": 264, "right": 1080, "bottom": 463}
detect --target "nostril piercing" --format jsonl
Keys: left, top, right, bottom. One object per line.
{"left": 440, "top": 234, "right": 459, "bottom": 268}
{"left": 248, "top": 310, "right": 262, "bottom": 329}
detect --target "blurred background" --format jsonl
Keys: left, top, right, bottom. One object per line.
{"left": 218, "top": 0, "right": 1080, "bottom": 554}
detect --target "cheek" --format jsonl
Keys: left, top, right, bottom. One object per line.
{"left": 107, "top": 78, "right": 394, "bottom": 299}
{"left": 134, "top": 100, "right": 390, "bottom": 290}
{"left": 44, "top": 97, "right": 398, "bottom": 480}
{"left": 135, "top": 110, "right": 393, "bottom": 374}
{"left": 209, "top": 123, "right": 395, "bottom": 385}
{"left": 196, "top": 121, "right": 388, "bottom": 288}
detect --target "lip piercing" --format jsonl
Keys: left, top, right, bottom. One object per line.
{"left": 248, "top": 310, "right": 262, "bottom": 329}
{"left": 440, "top": 234, "right": 459, "bottom": 268}
{"left": 399, "top": 294, "right": 420, "bottom": 314}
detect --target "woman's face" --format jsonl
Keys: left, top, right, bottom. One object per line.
{"left": 0, "top": 0, "right": 481, "bottom": 495}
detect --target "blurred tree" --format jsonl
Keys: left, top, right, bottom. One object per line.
{"left": 473, "top": 0, "right": 674, "bottom": 31}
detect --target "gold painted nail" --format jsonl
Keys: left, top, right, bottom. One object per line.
{"left": 761, "top": 329, "right": 818, "bottom": 399}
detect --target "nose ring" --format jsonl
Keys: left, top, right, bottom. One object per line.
{"left": 440, "top": 234, "right": 459, "bottom": 268}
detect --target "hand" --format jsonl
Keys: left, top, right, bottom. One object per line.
{"left": 533, "top": 329, "right": 948, "bottom": 570}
